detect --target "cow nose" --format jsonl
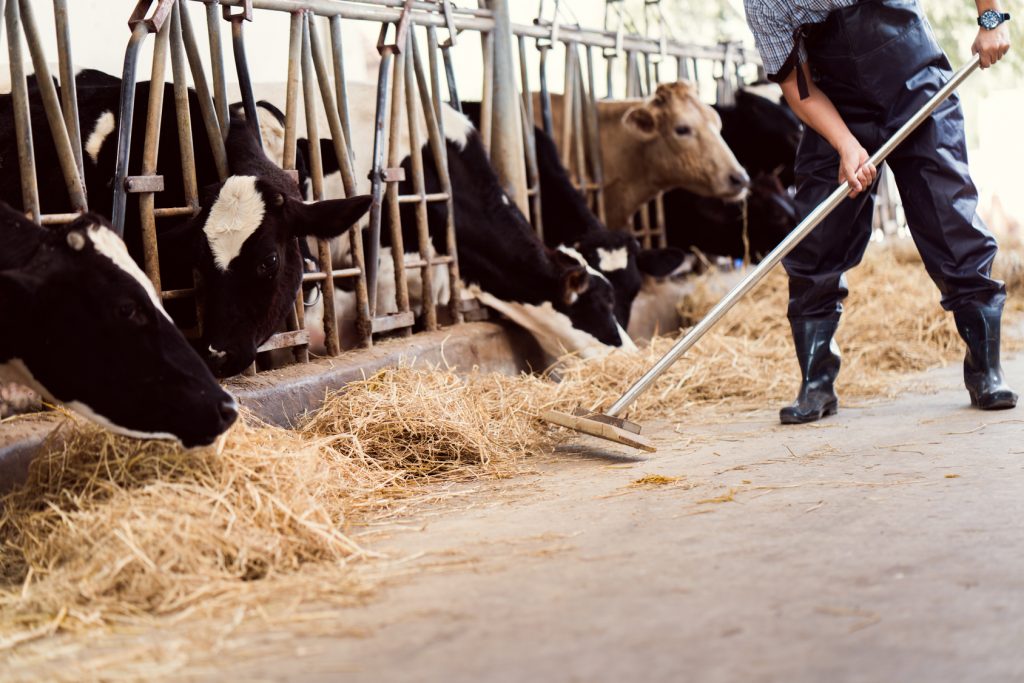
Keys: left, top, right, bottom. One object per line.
{"left": 730, "top": 171, "right": 751, "bottom": 191}
{"left": 218, "top": 398, "right": 239, "bottom": 428}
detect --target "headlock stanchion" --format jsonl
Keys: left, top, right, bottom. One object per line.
{"left": 542, "top": 55, "right": 984, "bottom": 453}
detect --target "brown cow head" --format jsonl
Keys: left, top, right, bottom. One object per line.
{"left": 621, "top": 82, "right": 749, "bottom": 201}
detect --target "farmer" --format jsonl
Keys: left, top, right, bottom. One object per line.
{"left": 744, "top": 0, "right": 1018, "bottom": 423}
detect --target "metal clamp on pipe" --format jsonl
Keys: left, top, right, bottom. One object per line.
{"left": 376, "top": 0, "right": 414, "bottom": 55}
{"left": 128, "top": 0, "right": 174, "bottom": 33}
{"left": 220, "top": 0, "right": 252, "bottom": 22}
{"left": 534, "top": 0, "right": 561, "bottom": 49}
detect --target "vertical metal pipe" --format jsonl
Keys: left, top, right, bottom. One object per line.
{"left": 282, "top": 11, "right": 302, "bottom": 171}
{"left": 441, "top": 43, "right": 461, "bottom": 111}
{"left": 571, "top": 54, "right": 587, "bottom": 201}
{"left": 366, "top": 49, "right": 394, "bottom": 317}
{"left": 328, "top": 15, "right": 354, "bottom": 156}
{"left": 229, "top": 13, "right": 262, "bottom": 149}
{"left": 53, "top": 0, "right": 85, "bottom": 193}
{"left": 19, "top": 0, "right": 86, "bottom": 212}
{"left": 415, "top": 27, "right": 462, "bottom": 325}
{"left": 169, "top": 1, "right": 199, "bottom": 210}
{"left": 654, "top": 193, "right": 667, "bottom": 248}
{"left": 204, "top": 0, "right": 230, "bottom": 132}
{"left": 5, "top": 0, "right": 40, "bottom": 222}
{"left": 300, "top": 11, "right": 339, "bottom": 356}
{"left": 604, "top": 51, "right": 616, "bottom": 99}
{"left": 385, "top": 44, "right": 411, "bottom": 326}
{"left": 479, "top": 29, "right": 493, "bottom": 154}
{"left": 138, "top": 15, "right": 171, "bottom": 293}
{"left": 426, "top": 26, "right": 443, "bottom": 124}
{"left": 178, "top": 3, "right": 229, "bottom": 177}
{"left": 518, "top": 34, "right": 542, "bottom": 238}
{"left": 559, "top": 43, "right": 575, "bottom": 173}
{"left": 404, "top": 36, "right": 436, "bottom": 332}
{"left": 486, "top": 0, "right": 528, "bottom": 212}
{"left": 312, "top": 13, "right": 370, "bottom": 347}
{"left": 538, "top": 43, "right": 553, "bottom": 136}
{"left": 584, "top": 44, "right": 605, "bottom": 224}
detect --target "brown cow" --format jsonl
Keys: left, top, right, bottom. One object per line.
{"left": 538, "top": 82, "right": 749, "bottom": 231}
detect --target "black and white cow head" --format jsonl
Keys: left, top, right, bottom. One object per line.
{"left": 572, "top": 231, "right": 689, "bottom": 328}
{"left": 0, "top": 206, "right": 237, "bottom": 447}
{"left": 170, "top": 119, "right": 371, "bottom": 377}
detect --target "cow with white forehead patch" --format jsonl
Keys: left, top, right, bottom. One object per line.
{"left": 0, "top": 205, "right": 237, "bottom": 446}
{"left": 1, "top": 70, "right": 371, "bottom": 377}
{"left": 170, "top": 120, "right": 371, "bottom": 377}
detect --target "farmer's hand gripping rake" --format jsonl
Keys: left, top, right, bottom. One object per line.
{"left": 542, "top": 55, "right": 983, "bottom": 452}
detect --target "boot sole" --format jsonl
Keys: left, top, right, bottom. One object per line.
{"left": 780, "top": 402, "right": 838, "bottom": 425}
{"left": 969, "top": 391, "right": 1018, "bottom": 411}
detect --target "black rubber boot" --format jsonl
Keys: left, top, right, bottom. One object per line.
{"left": 953, "top": 306, "right": 1018, "bottom": 410}
{"left": 780, "top": 317, "right": 841, "bottom": 425}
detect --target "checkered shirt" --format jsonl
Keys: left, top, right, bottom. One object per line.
{"left": 744, "top": 0, "right": 858, "bottom": 78}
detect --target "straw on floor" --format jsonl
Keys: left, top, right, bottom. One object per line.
{"left": 0, "top": 238, "right": 1019, "bottom": 648}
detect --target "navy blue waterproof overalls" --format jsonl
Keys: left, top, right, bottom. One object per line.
{"left": 786, "top": 0, "right": 1005, "bottom": 319}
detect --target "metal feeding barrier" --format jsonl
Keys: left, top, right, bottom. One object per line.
{"left": 109, "top": 0, "right": 490, "bottom": 371}
{"left": 3, "top": 0, "right": 88, "bottom": 225}
{"left": 518, "top": 0, "right": 762, "bottom": 250}
{"left": 4, "top": 0, "right": 903, "bottom": 379}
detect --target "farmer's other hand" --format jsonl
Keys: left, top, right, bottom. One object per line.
{"left": 838, "top": 140, "right": 876, "bottom": 199}
{"left": 973, "top": 24, "right": 1011, "bottom": 68}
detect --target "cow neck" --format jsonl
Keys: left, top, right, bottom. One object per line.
{"left": 533, "top": 126, "right": 605, "bottom": 247}
{"left": 595, "top": 101, "right": 664, "bottom": 231}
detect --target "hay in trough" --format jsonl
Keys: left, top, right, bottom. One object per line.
{"left": 299, "top": 366, "right": 544, "bottom": 479}
{"left": 0, "top": 366, "right": 543, "bottom": 638}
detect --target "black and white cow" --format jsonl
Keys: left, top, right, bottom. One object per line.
{"left": 458, "top": 101, "right": 689, "bottom": 329}
{"left": 0, "top": 204, "right": 237, "bottom": 446}
{"left": 394, "top": 124, "right": 632, "bottom": 356}
{"left": 249, "top": 84, "right": 632, "bottom": 360}
{"left": 2, "top": 70, "right": 371, "bottom": 377}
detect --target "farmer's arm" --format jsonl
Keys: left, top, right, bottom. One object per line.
{"left": 973, "top": 0, "right": 1011, "bottom": 68}
{"left": 779, "top": 62, "right": 876, "bottom": 198}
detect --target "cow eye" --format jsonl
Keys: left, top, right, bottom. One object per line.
{"left": 674, "top": 125, "right": 693, "bottom": 137}
{"left": 256, "top": 252, "right": 279, "bottom": 279}
{"left": 117, "top": 300, "right": 148, "bottom": 326}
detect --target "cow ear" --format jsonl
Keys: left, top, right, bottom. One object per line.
{"left": 560, "top": 265, "right": 590, "bottom": 306}
{"left": 284, "top": 194, "right": 372, "bottom": 239}
{"left": 623, "top": 105, "right": 658, "bottom": 140}
{"left": 637, "top": 247, "right": 689, "bottom": 278}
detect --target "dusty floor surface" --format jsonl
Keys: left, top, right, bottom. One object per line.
{"left": 7, "top": 358, "right": 1024, "bottom": 682}
{"left": 216, "top": 358, "right": 1024, "bottom": 683}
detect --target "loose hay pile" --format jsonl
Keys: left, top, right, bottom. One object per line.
{"left": 0, "top": 238, "right": 1019, "bottom": 651}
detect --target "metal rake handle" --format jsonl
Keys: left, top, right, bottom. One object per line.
{"left": 606, "top": 54, "right": 982, "bottom": 418}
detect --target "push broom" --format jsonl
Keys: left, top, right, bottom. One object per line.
{"left": 542, "top": 54, "right": 984, "bottom": 452}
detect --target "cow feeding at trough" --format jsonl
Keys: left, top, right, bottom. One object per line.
{"left": 0, "top": 70, "right": 373, "bottom": 377}
{"left": 0, "top": 204, "right": 236, "bottom": 447}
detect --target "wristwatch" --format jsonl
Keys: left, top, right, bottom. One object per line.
{"left": 978, "top": 9, "right": 1011, "bottom": 29}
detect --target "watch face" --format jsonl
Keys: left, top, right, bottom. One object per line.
{"left": 980, "top": 10, "right": 1002, "bottom": 29}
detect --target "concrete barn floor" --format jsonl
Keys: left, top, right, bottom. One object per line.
{"left": 213, "top": 356, "right": 1024, "bottom": 683}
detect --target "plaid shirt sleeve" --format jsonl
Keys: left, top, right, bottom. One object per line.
{"left": 744, "top": 0, "right": 802, "bottom": 78}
